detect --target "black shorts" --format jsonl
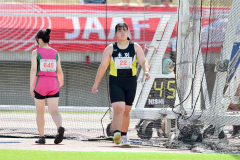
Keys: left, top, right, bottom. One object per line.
{"left": 34, "top": 90, "right": 59, "bottom": 100}
{"left": 109, "top": 75, "right": 137, "bottom": 106}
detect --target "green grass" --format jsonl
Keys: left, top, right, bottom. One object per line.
{"left": 0, "top": 150, "right": 239, "bottom": 160}
{"left": 0, "top": 110, "right": 106, "bottom": 114}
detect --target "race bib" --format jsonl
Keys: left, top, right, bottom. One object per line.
{"left": 40, "top": 59, "right": 56, "bottom": 72}
{"left": 115, "top": 57, "right": 132, "bottom": 69}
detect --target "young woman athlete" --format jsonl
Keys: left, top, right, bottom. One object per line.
{"left": 92, "top": 23, "right": 150, "bottom": 145}
{"left": 30, "top": 28, "right": 65, "bottom": 144}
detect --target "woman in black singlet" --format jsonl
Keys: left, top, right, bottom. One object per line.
{"left": 92, "top": 23, "right": 150, "bottom": 145}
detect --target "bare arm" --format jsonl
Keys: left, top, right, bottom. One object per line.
{"left": 30, "top": 50, "right": 37, "bottom": 97}
{"left": 56, "top": 54, "right": 64, "bottom": 87}
{"left": 134, "top": 43, "right": 150, "bottom": 80}
{"left": 92, "top": 44, "right": 112, "bottom": 93}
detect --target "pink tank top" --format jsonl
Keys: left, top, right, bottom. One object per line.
{"left": 36, "top": 47, "right": 58, "bottom": 77}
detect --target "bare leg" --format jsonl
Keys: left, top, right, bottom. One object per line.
{"left": 112, "top": 102, "right": 125, "bottom": 132}
{"left": 121, "top": 105, "right": 132, "bottom": 132}
{"left": 35, "top": 98, "right": 45, "bottom": 137}
{"left": 47, "top": 97, "right": 62, "bottom": 128}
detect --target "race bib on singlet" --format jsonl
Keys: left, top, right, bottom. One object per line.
{"left": 115, "top": 57, "right": 132, "bottom": 69}
{"left": 40, "top": 59, "right": 56, "bottom": 72}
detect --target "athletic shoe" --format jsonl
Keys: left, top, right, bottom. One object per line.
{"left": 35, "top": 137, "right": 45, "bottom": 144}
{"left": 121, "top": 135, "right": 130, "bottom": 146}
{"left": 113, "top": 132, "right": 121, "bottom": 145}
{"left": 54, "top": 126, "right": 65, "bottom": 144}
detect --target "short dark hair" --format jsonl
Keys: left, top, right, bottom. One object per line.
{"left": 35, "top": 28, "right": 51, "bottom": 44}
{"left": 115, "top": 23, "right": 130, "bottom": 40}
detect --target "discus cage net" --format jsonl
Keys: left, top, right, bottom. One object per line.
{"left": 1, "top": 0, "right": 240, "bottom": 154}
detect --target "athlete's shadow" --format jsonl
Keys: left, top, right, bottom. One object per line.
{"left": 113, "top": 145, "right": 141, "bottom": 148}
{"left": 99, "top": 145, "right": 142, "bottom": 148}
{"left": 33, "top": 144, "right": 64, "bottom": 145}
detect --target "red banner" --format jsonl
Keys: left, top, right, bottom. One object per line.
{"left": 0, "top": 4, "right": 229, "bottom": 53}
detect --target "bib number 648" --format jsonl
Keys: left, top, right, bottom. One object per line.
{"left": 44, "top": 62, "right": 55, "bottom": 68}
{"left": 40, "top": 59, "right": 57, "bottom": 72}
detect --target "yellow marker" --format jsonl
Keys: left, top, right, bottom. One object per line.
{"left": 167, "top": 80, "right": 175, "bottom": 99}
{"left": 154, "top": 81, "right": 163, "bottom": 97}
{"left": 149, "top": 95, "right": 152, "bottom": 97}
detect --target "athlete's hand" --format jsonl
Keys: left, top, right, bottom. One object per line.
{"left": 145, "top": 72, "right": 150, "bottom": 81}
{"left": 59, "top": 82, "right": 63, "bottom": 88}
{"left": 30, "top": 86, "right": 35, "bottom": 97}
{"left": 92, "top": 84, "right": 98, "bottom": 94}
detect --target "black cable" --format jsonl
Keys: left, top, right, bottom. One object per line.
{"left": 184, "top": 0, "right": 213, "bottom": 120}
{"left": 195, "top": 0, "right": 213, "bottom": 120}
{"left": 174, "top": 0, "right": 213, "bottom": 122}
{"left": 100, "top": 107, "right": 110, "bottom": 138}
{"left": 172, "top": 0, "right": 195, "bottom": 115}
{"left": 100, "top": 2, "right": 110, "bottom": 138}
{"left": 173, "top": 2, "right": 196, "bottom": 113}
{"left": 181, "top": 0, "right": 204, "bottom": 120}
{"left": 172, "top": 0, "right": 197, "bottom": 116}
